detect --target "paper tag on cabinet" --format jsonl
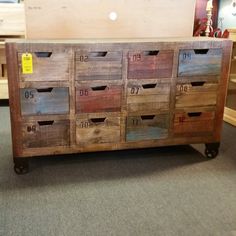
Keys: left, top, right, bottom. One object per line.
{"left": 22, "top": 53, "right": 33, "bottom": 74}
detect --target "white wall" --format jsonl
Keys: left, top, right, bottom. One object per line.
{"left": 218, "top": 0, "right": 236, "bottom": 30}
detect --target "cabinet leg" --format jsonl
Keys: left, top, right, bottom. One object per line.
{"left": 13, "top": 158, "right": 29, "bottom": 175}
{"left": 204, "top": 142, "right": 220, "bottom": 159}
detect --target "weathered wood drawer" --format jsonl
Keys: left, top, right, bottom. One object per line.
{"left": 175, "top": 81, "right": 218, "bottom": 108}
{"left": 127, "top": 79, "right": 170, "bottom": 112}
{"left": 0, "top": 45, "right": 7, "bottom": 79}
{"left": 76, "top": 113, "right": 121, "bottom": 146}
{"left": 128, "top": 50, "right": 174, "bottom": 79}
{"left": 76, "top": 82, "right": 122, "bottom": 113}
{"left": 20, "top": 87, "right": 69, "bottom": 115}
{"left": 126, "top": 113, "right": 169, "bottom": 141}
{"left": 22, "top": 119, "right": 70, "bottom": 148}
{"left": 18, "top": 51, "right": 70, "bottom": 81}
{"left": 174, "top": 110, "right": 215, "bottom": 135}
{"left": 178, "top": 49, "right": 222, "bottom": 76}
{"left": 76, "top": 51, "right": 122, "bottom": 80}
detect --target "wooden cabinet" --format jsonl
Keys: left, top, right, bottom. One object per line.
{"left": 5, "top": 38, "right": 232, "bottom": 174}
{"left": 224, "top": 29, "right": 236, "bottom": 126}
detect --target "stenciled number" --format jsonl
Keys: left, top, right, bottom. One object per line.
{"left": 79, "top": 55, "right": 88, "bottom": 62}
{"left": 130, "top": 87, "right": 140, "bottom": 95}
{"left": 182, "top": 52, "right": 191, "bottom": 60}
{"left": 179, "top": 85, "right": 188, "bottom": 92}
{"left": 24, "top": 90, "right": 34, "bottom": 99}
{"left": 132, "top": 119, "right": 139, "bottom": 126}
{"left": 178, "top": 116, "right": 185, "bottom": 123}
{"left": 80, "top": 121, "right": 89, "bottom": 128}
{"left": 27, "top": 125, "right": 36, "bottom": 133}
{"left": 132, "top": 54, "right": 141, "bottom": 62}
{"left": 79, "top": 89, "right": 89, "bottom": 96}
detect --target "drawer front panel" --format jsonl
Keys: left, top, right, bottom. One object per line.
{"left": 76, "top": 51, "right": 122, "bottom": 80}
{"left": 128, "top": 50, "right": 174, "bottom": 79}
{"left": 76, "top": 113, "right": 121, "bottom": 146}
{"left": 22, "top": 119, "right": 70, "bottom": 148}
{"left": 174, "top": 111, "right": 215, "bottom": 135}
{"left": 178, "top": 49, "right": 222, "bottom": 77}
{"left": 175, "top": 81, "right": 218, "bottom": 108}
{"left": 76, "top": 83, "right": 122, "bottom": 113}
{"left": 127, "top": 79, "right": 170, "bottom": 112}
{"left": 126, "top": 114, "right": 169, "bottom": 141}
{"left": 20, "top": 87, "right": 69, "bottom": 115}
{"left": 18, "top": 52, "right": 70, "bottom": 81}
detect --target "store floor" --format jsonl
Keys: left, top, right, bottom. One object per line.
{"left": 0, "top": 105, "right": 236, "bottom": 236}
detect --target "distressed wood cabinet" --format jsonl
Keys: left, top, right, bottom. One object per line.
{"left": 6, "top": 38, "right": 232, "bottom": 174}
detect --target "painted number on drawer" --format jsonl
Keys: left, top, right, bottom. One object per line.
{"left": 130, "top": 87, "right": 140, "bottom": 95}
{"left": 132, "top": 119, "right": 139, "bottom": 126}
{"left": 79, "top": 89, "right": 89, "bottom": 96}
{"left": 179, "top": 116, "right": 185, "bottom": 123}
{"left": 78, "top": 55, "right": 89, "bottom": 62}
{"left": 80, "top": 121, "right": 90, "bottom": 128}
{"left": 182, "top": 52, "right": 192, "bottom": 61}
{"left": 132, "top": 54, "right": 142, "bottom": 62}
{"left": 24, "top": 90, "right": 34, "bottom": 99}
{"left": 178, "top": 85, "right": 189, "bottom": 92}
{"left": 27, "top": 125, "right": 36, "bottom": 133}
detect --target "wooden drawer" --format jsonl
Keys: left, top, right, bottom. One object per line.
{"left": 76, "top": 82, "right": 122, "bottom": 113}
{"left": 0, "top": 46, "right": 7, "bottom": 79}
{"left": 127, "top": 79, "right": 170, "bottom": 112}
{"left": 22, "top": 119, "right": 70, "bottom": 148}
{"left": 178, "top": 49, "right": 222, "bottom": 77}
{"left": 126, "top": 113, "right": 169, "bottom": 141}
{"left": 76, "top": 51, "right": 122, "bottom": 80}
{"left": 76, "top": 113, "right": 121, "bottom": 146}
{"left": 18, "top": 51, "right": 70, "bottom": 81}
{"left": 175, "top": 81, "right": 218, "bottom": 108}
{"left": 128, "top": 50, "right": 174, "bottom": 79}
{"left": 20, "top": 87, "right": 69, "bottom": 115}
{"left": 174, "top": 110, "right": 215, "bottom": 135}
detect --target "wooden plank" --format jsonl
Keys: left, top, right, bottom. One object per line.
{"left": 175, "top": 81, "right": 218, "bottom": 108}
{"left": 24, "top": 0, "right": 196, "bottom": 39}
{"left": 22, "top": 119, "right": 70, "bottom": 148}
{"left": 0, "top": 79, "right": 8, "bottom": 99}
{"left": 18, "top": 51, "right": 70, "bottom": 81}
{"left": 76, "top": 81, "right": 122, "bottom": 113}
{"left": 76, "top": 51, "right": 122, "bottom": 81}
{"left": 126, "top": 113, "right": 169, "bottom": 141}
{"left": 20, "top": 87, "right": 69, "bottom": 115}
{"left": 178, "top": 48, "right": 222, "bottom": 77}
{"left": 0, "top": 3, "right": 25, "bottom": 36}
{"left": 224, "top": 107, "right": 236, "bottom": 126}
{"left": 76, "top": 113, "right": 121, "bottom": 146}
{"left": 128, "top": 50, "right": 174, "bottom": 79}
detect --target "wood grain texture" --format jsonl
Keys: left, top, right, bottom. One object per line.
{"left": 76, "top": 113, "right": 120, "bottom": 146}
{"left": 178, "top": 49, "right": 222, "bottom": 77}
{"left": 175, "top": 81, "right": 218, "bottom": 108}
{"left": 24, "top": 0, "right": 195, "bottom": 39}
{"left": 76, "top": 51, "right": 122, "bottom": 81}
{"left": 22, "top": 119, "right": 70, "bottom": 148}
{"left": 18, "top": 52, "right": 70, "bottom": 81}
{"left": 20, "top": 87, "right": 69, "bottom": 115}
{"left": 126, "top": 113, "right": 169, "bottom": 141}
{"left": 76, "top": 81, "right": 122, "bottom": 113}
{"left": 128, "top": 50, "right": 174, "bottom": 79}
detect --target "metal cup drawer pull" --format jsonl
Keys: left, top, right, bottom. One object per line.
{"left": 142, "top": 83, "right": 157, "bottom": 89}
{"left": 35, "top": 52, "right": 52, "bottom": 58}
{"left": 91, "top": 85, "right": 107, "bottom": 91}
{"left": 89, "top": 51, "right": 108, "bottom": 57}
{"left": 143, "top": 50, "right": 159, "bottom": 56}
{"left": 36, "top": 88, "right": 53, "bottom": 93}
{"left": 187, "top": 112, "right": 202, "bottom": 117}
{"left": 90, "top": 118, "right": 106, "bottom": 123}
{"left": 38, "top": 120, "right": 54, "bottom": 126}
{"left": 193, "top": 49, "right": 209, "bottom": 55}
{"left": 190, "top": 81, "right": 205, "bottom": 87}
{"left": 141, "top": 115, "right": 155, "bottom": 120}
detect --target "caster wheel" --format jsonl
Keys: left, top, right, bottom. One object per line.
{"left": 13, "top": 158, "right": 29, "bottom": 175}
{"left": 204, "top": 148, "right": 219, "bottom": 159}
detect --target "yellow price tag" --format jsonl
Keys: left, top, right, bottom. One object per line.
{"left": 22, "top": 53, "right": 33, "bottom": 74}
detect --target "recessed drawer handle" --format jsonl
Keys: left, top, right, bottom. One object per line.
{"left": 194, "top": 49, "right": 209, "bottom": 55}
{"left": 141, "top": 115, "right": 155, "bottom": 120}
{"left": 35, "top": 52, "right": 53, "bottom": 58}
{"left": 143, "top": 50, "right": 159, "bottom": 56}
{"left": 187, "top": 112, "right": 202, "bottom": 117}
{"left": 90, "top": 118, "right": 106, "bottom": 123}
{"left": 38, "top": 120, "right": 54, "bottom": 126}
{"left": 91, "top": 86, "right": 107, "bottom": 91}
{"left": 36, "top": 88, "right": 53, "bottom": 93}
{"left": 191, "top": 82, "right": 205, "bottom": 87}
{"left": 142, "top": 83, "right": 157, "bottom": 89}
{"left": 89, "top": 51, "right": 108, "bottom": 57}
